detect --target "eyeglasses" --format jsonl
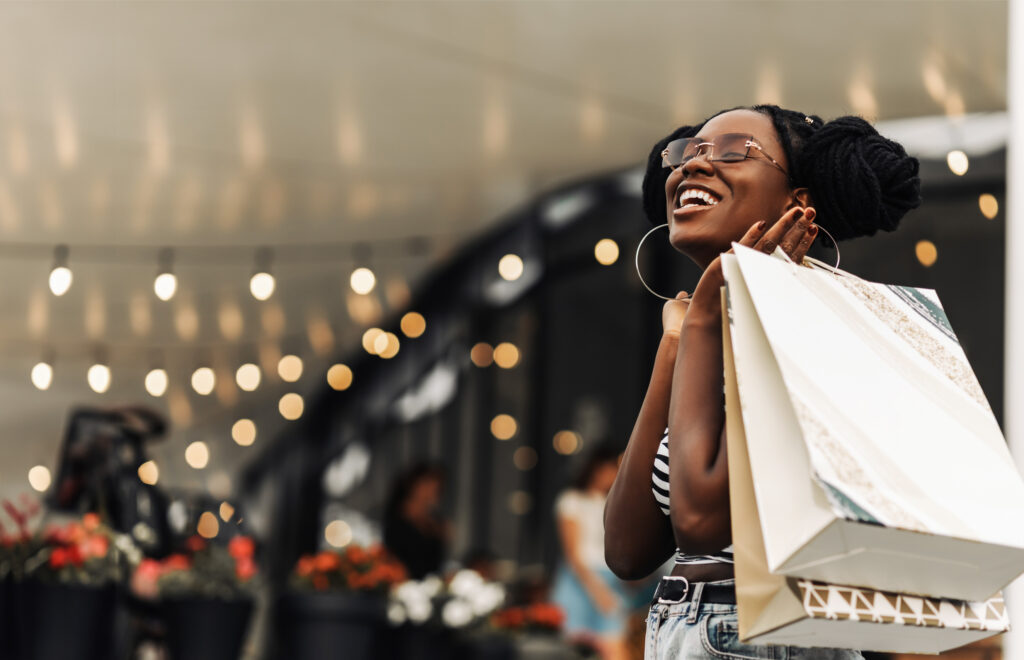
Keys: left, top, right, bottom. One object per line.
{"left": 661, "top": 133, "right": 788, "bottom": 176}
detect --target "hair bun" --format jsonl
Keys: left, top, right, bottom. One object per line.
{"left": 797, "top": 116, "right": 922, "bottom": 241}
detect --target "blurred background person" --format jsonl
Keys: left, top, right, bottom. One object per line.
{"left": 553, "top": 446, "right": 630, "bottom": 660}
{"left": 383, "top": 462, "right": 451, "bottom": 580}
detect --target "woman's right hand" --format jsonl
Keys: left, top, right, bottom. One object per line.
{"left": 688, "top": 206, "right": 818, "bottom": 320}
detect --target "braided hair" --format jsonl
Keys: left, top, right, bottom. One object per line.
{"left": 641, "top": 105, "right": 922, "bottom": 242}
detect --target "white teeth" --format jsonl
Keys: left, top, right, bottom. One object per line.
{"left": 678, "top": 188, "right": 719, "bottom": 208}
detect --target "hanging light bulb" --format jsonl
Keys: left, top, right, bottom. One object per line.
{"left": 191, "top": 367, "right": 216, "bottom": 395}
{"left": 49, "top": 245, "right": 73, "bottom": 296}
{"left": 87, "top": 361, "right": 111, "bottom": 394}
{"left": 235, "top": 363, "right": 261, "bottom": 391}
{"left": 145, "top": 368, "right": 168, "bottom": 397}
{"left": 249, "top": 247, "right": 275, "bottom": 300}
{"left": 153, "top": 248, "right": 177, "bottom": 301}
{"left": 31, "top": 355, "right": 54, "bottom": 391}
{"left": 350, "top": 267, "right": 376, "bottom": 294}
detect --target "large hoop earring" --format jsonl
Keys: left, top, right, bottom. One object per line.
{"left": 634, "top": 223, "right": 689, "bottom": 302}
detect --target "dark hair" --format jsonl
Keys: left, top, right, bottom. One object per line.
{"left": 641, "top": 105, "right": 922, "bottom": 242}
{"left": 571, "top": 445, "right": 620, "bottom": 491}
{"left": 384, "top": 462, "right": 445, "bottom": 521}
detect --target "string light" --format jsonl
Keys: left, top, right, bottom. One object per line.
{"left": 400, "top": 312, "right": 426, "bottom": 338}
{"left": 325, "top": 520, "right": 353, "bottom": 548}
{"left": 185, "top": 441, "right": 210, "bottom": 469}
{"left": 327, "top": 364, "right": 353, "bottom": 390}
{"left": 979, "top": 194, "right": 999, "bottom": 219}
{"left": 279, "top": 393, "right": 304, "bottom": 420}
{"left": 498, "top": 254, "right": 524, "bottom": 281}
{"left": 278, "top": 355, "right": 303, "bottom": 382}
{"left": 49, "top": 245, "right": 72, "bottom": 296}
{"left": 915, "top": 240, "right": 938, "bottom": 267}
{"left": 219, "top": 502, "right": 235, "bottom": 522}
{"left": 350, "top": 267, "right": 376, "bottom": 295}
{"left": 490, "top": 414, "right": 517, "bottom": 440}
{"left": 493, "top": 343, "right": 520, "bottom": 369}
{"left": 87, "top": 362, "right": 111, "bottom": 394}
{"left": 31, "top": 361, "right": 53, "bottom": 391}
{"left": 144, "top": 368, "right": 168, "bottom": 397}
{"left": 594, "top": 239, "right": 620, "bottom": 265}
{"left": 236, "top": 363, "right": 261, "bottom": 391}
{"left": 513, "top": 447, "right": 538, "bottom": 471}
{"left": 153, "top": 248, "right": 177, "bottom": 301}
{"left": 197, "top": 512, "right": 219, "bottom": 539}
{"left": 138, "top": 460, "right": 159, "bottom": 485}
{"left": 250, "top": 247, "right": 275, "bottom": 300}
{"left": 553, "top": 430, "right": 582, "bottom": 455}
{"left": 232, "top": 419, "right": 257, "bottom": 446}
{"left": 28, "top": 465, "right": 52, "bottom": 492}
{"left": 946, "top": 150, "right": 969, "bottom": 176}
{"left": 191, "top": 367, "right": 216, "bottom": 395}
{"left": 470, "top": 343, "right": 494, "bottom": 367}
{"left": 362, "top": 328, "right": 384, "bottom": 355}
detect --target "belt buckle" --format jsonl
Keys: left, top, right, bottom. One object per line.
{"left": 657, "top": 576, "right": 690, "bottom": 605}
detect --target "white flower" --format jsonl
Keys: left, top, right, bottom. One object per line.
{"left": 448, "top": 569, "right": 484, "bottom": 598}
{"left": 442, "top": 599, "right": 475, "bottom": 628}
{"left": 387, "top": 602, "right": 407, "bottom": 626}
{"left": 421, "top": 574, "right": 444, "bottom": 598}
{"left": 470, "top": 583, "right": 506, "bottom": 616}
{"left": 406, "top": 598, "right": 433, "bottom": 624}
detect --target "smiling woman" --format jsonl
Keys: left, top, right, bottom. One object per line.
{"left": 603, "top": 105, "right": 921, "bottom": 660}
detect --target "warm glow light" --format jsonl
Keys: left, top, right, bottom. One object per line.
{"left": 279, "top": 393, "right": 304, "bottom": 420}
{"left": 325, "top": 520, "right": 353, "bottom": 548}
{"left": 138, "top": 460, "right": 159, "bottom": 485}
{"left": 154, "top": 272, "right": 177, "bottom": 301}
{"left": 946, "top": 150, "right": 969, "bottom": 176}
{"left": 327, "top": 364, "right": 353, "bottom": 391}
{"left": 232, "top": 419, "right": 257, "bottom": 446}
{"left": 350, "top": 267, "right": 376, "bottom": 294}
{"left": 250, "top": 272, "right": 275, "bottom": 300}
{"left": 915, "top": 240, "right": 938, "bottom": 267}
{"left": 490, "top": 414, "right": 517, "bottom": 440}
{"left": 31, "top": 362, "right": 53, "bottom": 390}
{"left": 144, "top": 368, "right": 168, "bottom": 397}
{"left": 185, "top": 441, "right": 210, "bottom": 469}
{"left": 236, "top": 363, "right": 261, "bottom": 391}
{"left": 470, "top": 343, "right": 494, "bottom": 367}
{"left": 514, "top": 447, "right": 538, "bottom": 471}
{"left": 493, "top": 343, "right": 520, "bottom": 369}
{"left": 979, "top": 194, "right": 999, "bottom": 220}
{"left": 219, "top": 502, "right": 236, "bottom": 522}
{"left": 378, "top": 332, "right": 400, "bottom": 359}
{"left": 278, "top": 355, "right": 303, "bottom": 382}
{"left": 87, "top": 363, "right": 111, "bottom": 393}
{"left": 197, "top": 511, "right": 219, "bottom": 539}
{"left": 553, "top": 430, "right": 582, "bottom": 455}
{"left": 49, "top": 266, "right": 72, "bottom": 296}
{"left": 594, "top": 239, "right": 619, "bottom": 266}
{"left": 362, "top": 328, "right": 384, "bottom": 355}
{"left": 498, "top": 254, "right": 524, "bottom": 281}
{"left": 191, "top": 367, "right": 216, "bottom": 395}
{"left": 28, "top": 465, "right": 51, "bottom": 492}
{"left": 507, "top": 491, "right": 532, "bottom": 515}
{"left": 400, "top": 312, "right": 426, "bottom": 338}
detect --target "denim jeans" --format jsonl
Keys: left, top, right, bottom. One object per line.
{"left": 644, "top": 582, "right": 865, "bottom": 660}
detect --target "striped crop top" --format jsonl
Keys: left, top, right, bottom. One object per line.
{"left": 651, "top": 428, "right": 734, "bottom": 566}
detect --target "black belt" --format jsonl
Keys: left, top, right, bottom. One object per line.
{"left": 651, "top": 577, "right": 736, "bottom": 606}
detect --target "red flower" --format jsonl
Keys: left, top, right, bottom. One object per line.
{"left": 82, "top": 513, "right": 101, "bottom": 532}
{"left": 313, "top": 551, "right": 341, "bottom": 572}
{"left": 228, "top": 536, "right": 255, "bottom": 560}
{"left": 65, "top": 544, "right": 85, "bottom": 567}
{"left": 235, "top": 556, "right": 257, "bottom": 581}
{"left": 312, "top": 574, "right": 328, "bottom": 591}
{"left": 296, "top": 555, "right": 315, "bottom": 577}
{"left": 184, "top": 535, "right": 206, "bottom": 553}
{"left": 49, "top": 547, "right": 68, "bottom": 570}
{"left": 163, "top": 554, "right": 191, "bottom": 572}
{"left": 81, "top": 535, "right": 109, "bottom": 559}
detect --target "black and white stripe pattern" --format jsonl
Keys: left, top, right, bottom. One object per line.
{"left": 652, "top": 429, "right": 734, "bottom": 566}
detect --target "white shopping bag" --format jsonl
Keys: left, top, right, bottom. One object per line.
{"left": 720, "top": 244, "right": 1024, "bottom": 602}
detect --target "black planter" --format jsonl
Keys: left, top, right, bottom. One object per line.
{"left": 276, "top": 591, "right": 386, "bottom": 660}
{"left": 0, "top": 574, "right": 19, "bottom": 660}
{"left": 162, "top": 596, "right": 253, "bottom": 660}
{"left": 24, "top": 581, "right": 115, "bottom": 660}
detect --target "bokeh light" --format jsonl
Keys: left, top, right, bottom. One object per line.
{"left": 28, "top": 465, "right": 51, "bottom": 492}
{"left": 915, "top": 240, "right": 938, "bottom": 267}
{"left": 493, "top": 343, "right": 520, "bottom": 369}
{"left": 278, "top": 354, "right": 303, "bottom": 382}
{"left": 400, "top": 312, "right": 426, "bottom": 338}
{"left": 470, "top": 343, "right": 494, "bottom": 367}
{"left": 185, "top": 441, "right": 210, "bottom": 469}
{"left": 138, "top": 460, "right": 159, "bottom": 485}
{"left": 197, "top": 512, "right": 219, "bottom": 539}
{"left": 553, "top": 430, "right": 582, "bottom": 455}
{"left": 232, "top": 419, "right": 257, "bottom": 446}
{"left": 498, "top": 254, "right": 524, "bottom": 281}
{"left": 31, "top": 362, "right": 53, "bottom": 391}
{"left": 144, "top": 368, "right": 168, "bottom": 397}
{"left": 191, "top": 367, "right": 216, "bottom": 395}
{"left": 594, "top": 238, "right": 619, "bottom": 265}
{"left": 250, "top": 272, "right": 275, "bottom": 300}
{"left": 327, "top": 364, "right": 353, "bottom": 390}
{"left": 490, "top": 414, "right": 518, "bottom": 440}
{"left": 236, "top": 363, "right": 261, "bottom": 391}
{"left": 325, "top": 520, "right": 353, "bottom": 548}
{"left": 979, "top": 194, "right": 999, "bottom": 219}
{"left": 279, "top": 393, "right": 304, "bottom": 420}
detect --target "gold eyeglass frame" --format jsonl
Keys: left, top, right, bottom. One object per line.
{"left": 661, "top": 134, "right": 789, "bottom": 177}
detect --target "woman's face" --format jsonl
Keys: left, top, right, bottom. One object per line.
{"left": 663, "top": 109, "right": 800, "bottom": 269}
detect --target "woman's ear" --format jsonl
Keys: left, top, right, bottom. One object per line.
{"left": 788, "top": 187, "right": 813, "bottom": 209}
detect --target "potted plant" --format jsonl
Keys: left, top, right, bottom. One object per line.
{"left": 132, "top": 534, "right": 258, "bottom": 660}
{"left": 276, "top": 545, "right": 406, "bottom": 660}
{"left": 21, "top": 512, "right": 120, "bottom": 660}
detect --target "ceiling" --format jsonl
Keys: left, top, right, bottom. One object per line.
{"left": 0, "top": 1, "right": 1007, "bottom": 500}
